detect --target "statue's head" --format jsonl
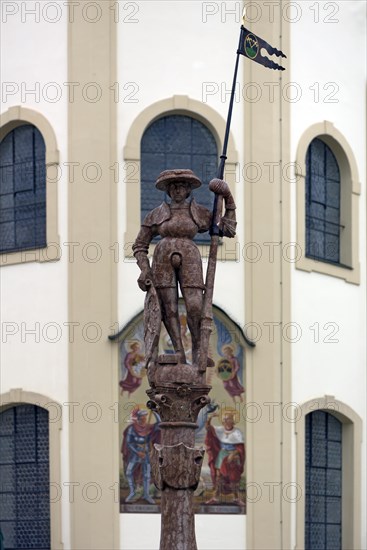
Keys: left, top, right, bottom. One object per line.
{"left": 155, "top": 169, "right": 202, "bottom": 196}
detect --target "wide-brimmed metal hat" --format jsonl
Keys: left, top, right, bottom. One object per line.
{"left": 155, "top": 169, "right": 202, "bottom": 191}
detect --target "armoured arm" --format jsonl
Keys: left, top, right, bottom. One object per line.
{"left": 126, "top": 427, "right": 141, "bottom": 457}
{"left": 132, "top": 226, "right": 154, "bottom": 291}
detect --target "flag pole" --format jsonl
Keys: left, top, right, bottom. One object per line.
{"left": 199, "top": 14, "right": 286, "bottom": 373}
{"left": 199, "top": 24, "right": 244, "bottom": 375}
{"left": 212, "top": 26, "right": 244, "bottom": 229}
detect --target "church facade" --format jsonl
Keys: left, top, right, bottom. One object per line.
{"left": 1, "top": 1, "right": 366, "bottom": 549}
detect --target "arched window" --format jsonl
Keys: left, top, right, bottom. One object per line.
{"left": 296, "top": 122, "right": 361, "bottom": 283}
{"left": 123, "top": 96, "right": 239, "bottom": 257}
{"left": 306, "top": 138, "right": 341, "bottom": 264}
{"left": 0, "top": 125, "right": 46, "bottom": 254}
{"left": 305, "top": 410, "right": 342, "bottom": 549}
{"left": 0, "top": 404, "right": 50, "bottom": 549}
{"left": 141, "top": 115, "right": 218, "bottom": 243}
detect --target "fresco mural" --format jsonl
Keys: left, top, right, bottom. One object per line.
{"left": 116, "top": 302, "right": 247, "bottom": 514}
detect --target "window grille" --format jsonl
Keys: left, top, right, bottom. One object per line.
{"left": 306, "top": 138, "right": 341, "bottom": 264}
{"left": 0, "top": 405, "right": 50, "bottom": 549}
{"left": 305, "top": 411, "right": 342, "bottom": 550}
{"left": 0, "top": 125, "right": 46, "bottom": 254}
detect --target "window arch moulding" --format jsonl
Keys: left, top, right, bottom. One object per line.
{"left": 296, "top": 121, "right": 361, "bottom": 284}
{"left": 295, "top": 395, "right": 362, "bottom": 550}
{"left": 0, "top": 106, "right": 60, "bottom": 267}
{"left": 0, "top": 388, "right": 64, "bottom": 550}
{"left": 123, "top": 95, "right": 239, "bottom": 259}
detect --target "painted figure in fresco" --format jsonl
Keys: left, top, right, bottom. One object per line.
{"left": 162, "top": 313, "right": 193, "bottom": 362}
{"left": 119, "top": 341, "right": 145, "bottom": 397}
{"left": 179, "top": 314, "right": 192, "bottom": 363}
{"left": 133, "top": 169, "right": 236, "bottom": 366}
{"left": 121, "top": 408, "right": 160, "bottom": 504}
{"left": 205, "top": 410, "right": 245, "bottom": 505}
{"left": 217, "top": 344, "right": 244, "bottom": 403}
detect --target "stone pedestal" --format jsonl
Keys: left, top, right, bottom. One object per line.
{"left": 146, "top": 354, "right": 211, "bottom": 550}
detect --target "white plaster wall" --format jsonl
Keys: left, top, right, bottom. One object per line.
{"left": 120, "top": 513, "right": 246, "bottom": 550}
{"left": 0, "top": 1, "right": 69, "bottom": 404}
{"left": 0, "top": 3, "right": 71, "bottom": 548}
{"left": 289, "top": 1, "right": 366, "bottom": 547}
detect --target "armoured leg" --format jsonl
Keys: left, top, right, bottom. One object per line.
{"left": 156, "top": 287, "right": 186, "bottom": 363}
{"left": 181, "top": 287, "right": 203, "bottom": 365}
{"left": 143, "top": 462, "right": 155, "bottom": 504}
{"left": 125, "top": 460, "right": 137, "bottom": 502}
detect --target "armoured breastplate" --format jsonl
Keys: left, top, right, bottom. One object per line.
{"left": 158, "top": 206, "right": 199, "bottom": 239}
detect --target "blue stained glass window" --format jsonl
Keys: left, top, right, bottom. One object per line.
{"left": 141, "top": 115, "right": 218, "bottom": 244}
{"left": 305, "top": 411, "right": 342, "bottom": 550}
{"left": 306, "top": 139, "right": 341, "bottom": 264}
{"left": 0, "top": 125, "right": 46, "bottom": 254}
{"left": 0, "top": 405, "right": 50, "bottom": 549}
